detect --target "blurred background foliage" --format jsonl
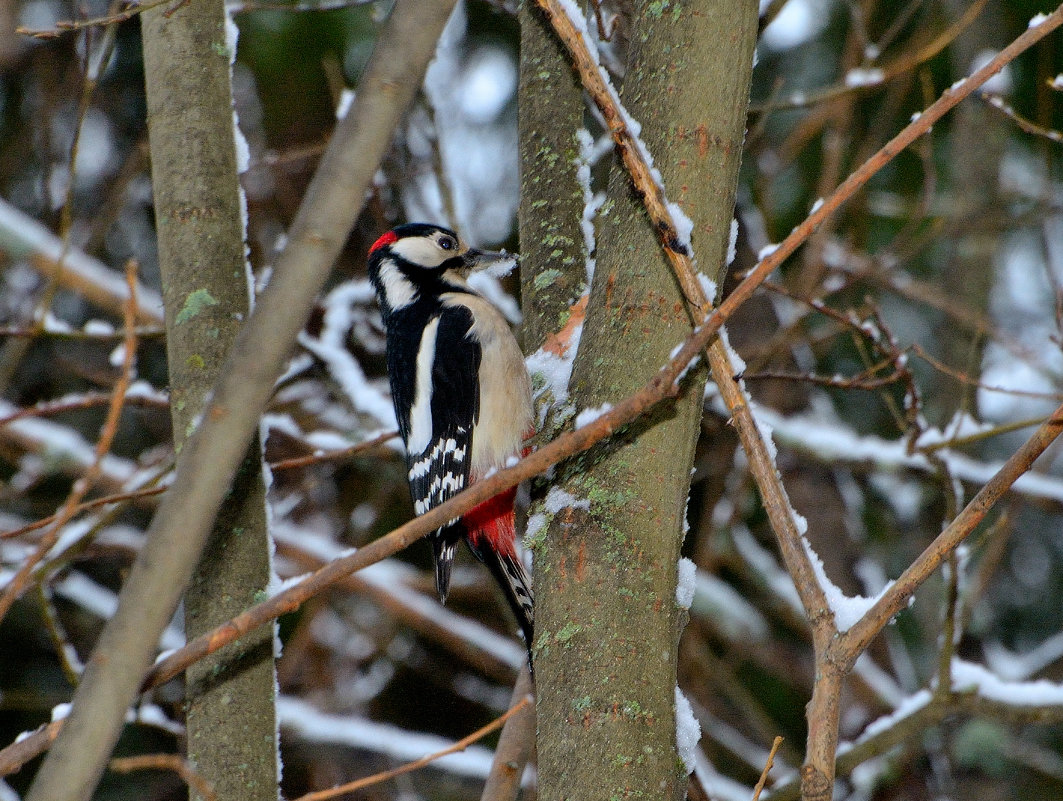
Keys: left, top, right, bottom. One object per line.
{"left": 1, "top": 0, "right": 1063, "bottom": 798}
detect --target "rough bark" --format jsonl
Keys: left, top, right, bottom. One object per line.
{"left": 518, "top": 0, "right": 587, "bottom": 353}
{"left": 532, "top": 1, "right": 757, "bottom": 800}
{"left": 139, "top": 4, "right": 278, "bottom": 801}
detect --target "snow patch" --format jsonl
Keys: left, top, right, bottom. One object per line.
{"left": 574, "top": 402, "right": 612, "bottom": 429}
{"left": 277, "top": 696, "right": 499, "bottom": 779}
{"left": 676, "top": 557, "right": 696, "bottom": 609}
{"left": 952, "top": 659, "right": 1063, "bottom": 706}
{"left": 844, "top": 67, "right": 884, "bottom": 88}
{"left": 675, "top": 686, "right": 701, "bottom": 774}
{"left": 544, "top": 486, "right": 591, "bottom": 514}
{"left": 802, "top": 538, "right": 889, "bottom": 631}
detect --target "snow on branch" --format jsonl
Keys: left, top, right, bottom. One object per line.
{"left": 277, "top": 696, "right": 497, "bottom": 779}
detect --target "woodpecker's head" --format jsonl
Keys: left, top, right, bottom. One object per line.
{"left": 368, "top": 223, "right": 507, "bottom": 314}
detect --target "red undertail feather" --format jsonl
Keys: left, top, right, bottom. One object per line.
{"left": 369, "top": 230, "right": 398, "bottom": 254}
{"left": 463, "top": 486, "right": 518, "bottom": 558}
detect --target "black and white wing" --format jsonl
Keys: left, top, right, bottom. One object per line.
{"left": 405, "top": 304, "right": 481, "bottom": 601}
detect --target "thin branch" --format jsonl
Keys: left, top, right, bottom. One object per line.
{"left": 836, "top": 401, "right": 1063, "bottom": 666}
{"left": 0, "top": 325, "right": 165, "bottom": 340}
{"left": 0, "top": 391, "right": 168, "bottom": 428}
{"left": 291, "top": 697, "right": 532, "bottom": 801}
{"left": 37, "top": 584, "right": 84, "bottom": 685}
{"left": 109, "top": 754, "right": 216, "bottom": 801}
{"left": 274, "top": 534, "right": 523, "bottom": 681}
{"left": 1, "top": 485, "right": 168, "bottom": 541}
{"left": 910, "top": 343, "right": 1063, "bottom": 403}
{"left": 268, "top": 429, "right": 397, "bottom": 471}
{"left": 742, "top": 369, "right": 907, "bottom": 391}
{"left": 0, "top": 263, "right": 139, "bottom": 624}
{"left": 17, "top": 0, "right": 189, "bottom": 38}
{"left": 766, "top": 681, "right": 1063, "bottom": 801}
{"left": 0, "top": 199, "right": 163, "bottom": 324}
{"left": 750, "top": 0, "right": 989, "bottom": 113}
{"left": 981, "top": 91, "right": 1063, "bottom": 143}
{"left": 751, "top": 736, "right": 783, "bottom": 801}
{"left": 0, "top": 722, "right": 63, "bottom": 777}
{"left": 730, "top": 8, "right": 1063, "bottom": 343}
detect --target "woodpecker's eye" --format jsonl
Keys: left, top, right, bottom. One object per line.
{"left": 439, "top": 237, "right": 456, "bottom": 251}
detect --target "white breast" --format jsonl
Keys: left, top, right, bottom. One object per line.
{"left": 442, "top": 292, "right": 533, "bottom": 478}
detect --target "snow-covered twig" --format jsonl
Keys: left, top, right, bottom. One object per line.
{"left": 0, "top": 199, "right": 163, "bottom": 324}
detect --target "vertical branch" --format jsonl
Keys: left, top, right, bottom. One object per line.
{"left": 479, "top": 666, "right": 535, "bottom": 801}
{"left": 138, "top": 2, "right": 277, "bottom": 798}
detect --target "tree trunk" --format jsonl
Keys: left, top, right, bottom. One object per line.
{"left": 531, "top": 1, "right": 757, "bottom": 799}
{"left": 518, "top": 0, "right": 587, "bottom": 354}
{"left": 141, "top": 5, "right": 278, "bottom": 801}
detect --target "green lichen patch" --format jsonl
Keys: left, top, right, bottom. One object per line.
{"left": 176, "top": 288, "right": 220, "bottom": 324}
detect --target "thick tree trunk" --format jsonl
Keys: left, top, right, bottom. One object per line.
{"left": 530, "top": 1, "right": 757, "bottom": 799}
{"left": 141, "top": 6, "right": 278, "bottom": 801}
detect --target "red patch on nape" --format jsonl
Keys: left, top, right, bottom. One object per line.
{"left": 463, "top": 487, "right": 518, "bottom": 558}
{"left": 369, "top": 230, "right": 398, "bottom": 255}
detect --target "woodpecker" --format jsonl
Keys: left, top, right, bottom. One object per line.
{"left": 367, "top": 223, "right": 535, "bottom": 649}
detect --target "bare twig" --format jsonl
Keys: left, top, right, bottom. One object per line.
{"left": 0, "top": 722, "right": 62, "bottom": 777}
{"left": 268, "top": 429, "right": 397, "bottom": 471}
{"left": 751, "top": 736, "right": 783, "bottom": 801}
{"left": 109, "top": 754, "right": 216, "bottom": 801}
{"left": 17, "top": 0, "right": 188, "bottom": 38}
{"left": 1, "top": 485, "right": 168, "bottom": 541}
{"left": 911, "top": 343, "right": 1063, "bottom": 404}
{"left": 37, "top": 584, "right": 84, "bottom": 685}
{"left": 0, "top": 199, "right": 163, "bottom": 324}
{"left": 0, "top": 391, "right": 168, "bottom": 428}
{"left": 750, "top": 0, "right": 989, "bottom": 113}
{"left": 0, "top": 262, "right": 139, "bottom": 624}
{"left": 274, "top": 536, "right": 523, "bottom": 681}
{"left": 766, "top": 679, "right": 1063, "bottom": 801}
{"left": 292, "top": 697, "right": 532, "bottom": 801}
{"left": 0, "top": 325, "right": 165, "bottom": 340}
{"left": 742, "top": 369, "right": 906, "bottom": 391}
{"left": 981, "top": 91, "right": 1063, "bottom": 143}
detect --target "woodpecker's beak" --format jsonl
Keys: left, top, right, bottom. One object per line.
{"left": 462, "top": 248, "right": 508, "bottom": 270}
{"left": 462, "top": 248, "right": 517, "bottom": 277}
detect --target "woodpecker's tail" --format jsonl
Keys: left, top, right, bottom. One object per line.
{"left": 479, "top": 546, "right": 534, "bottom": 649}
{"left": 430, "top": 525, "right": 463, "bottom": 604}
{"left": 463, "top": 487, "right": 535, "bottom": 650}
